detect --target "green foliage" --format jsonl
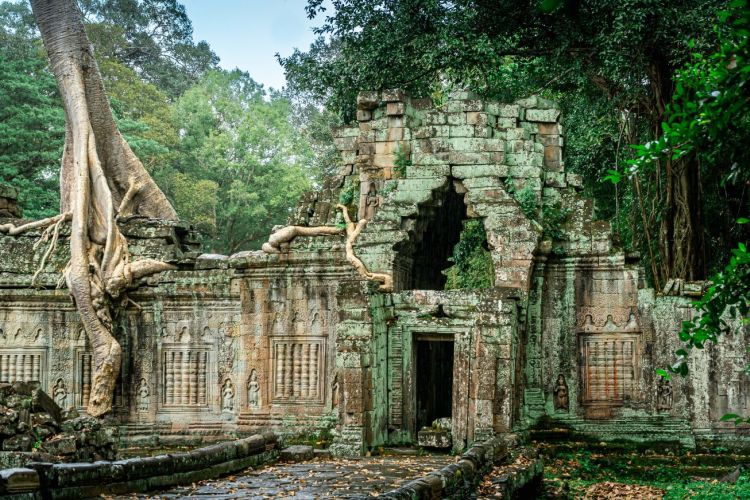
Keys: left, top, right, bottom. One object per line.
{"left": 541, "top": 202, "right": 571, "bottom": 241}
{"left": 0, "top": 2, "right": 329, "bottom": 258}
{"left": 666, "top": 224, "right": 750, "bottom": 391}
{"left": 171, "top": 70, "right": 315, "bottom": 253}
{"left": 393, "top": 143, "right": 411, "bottom": 178}
{"left": 444, "top": 219, "right": 494, "bottom": 290}
{"left": 504, "top": 179, "right": 537, "bottom": 219}
{"left": 614, "top": 1, "right": 750, "bottom": 416}
{"left": 338, "top": 179, "right": 357, "bottom": 206}
{"left": 544, "top": 444, "right": 750, "bottom": 498}
{"left": 80, "top": 0, "right": 219, "bottom": 98}
{"left": 621, "top": 0, "right": 750, "bottom": 274}
{"left": 0, "top": 10, "right": 64, "bottom": 218}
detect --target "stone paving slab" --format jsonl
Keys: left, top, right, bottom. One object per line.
{"left": 130, "top": 455, "right": 455, "bottom": 499}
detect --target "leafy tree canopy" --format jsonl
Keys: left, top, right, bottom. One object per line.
{"left": 281, "top": 0, "right": 740, "bottom": 285}
{"left": 171, "top": 70, "right": 317, "bottom": 253}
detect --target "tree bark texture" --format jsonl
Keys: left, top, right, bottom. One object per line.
{"left": 30, "top": 0, "right": 177, "bottom": 416}
{"left": 650, "top": 61, "right": 706, "bottom": 283}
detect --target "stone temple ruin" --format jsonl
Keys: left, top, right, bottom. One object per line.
{"left": 0, "top": 90, "right": 749, "bottom": 457}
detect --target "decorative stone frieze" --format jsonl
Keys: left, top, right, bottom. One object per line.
{"left": 0, "top": 91, "right": 748, "bottom": 455}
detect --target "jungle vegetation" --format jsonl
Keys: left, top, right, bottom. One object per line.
{"left": 1, "top": 0, "right": 748, "bottom": 404}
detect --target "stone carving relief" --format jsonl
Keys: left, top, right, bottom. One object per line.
{"left": 221, "top": 378, "right": 235, "bottom": 412}
{"left": 271, "top": 338, "right": 325, "bottom": 403}
{"left": 331, "top": 373, "right": 339, "bottom": 410}
{"left": 0, "top": 349, "right": 44, "bottom": 384}
{"left": 291, "top": 310, "right": 305, "bottom": 336}
{"left": 77, "top": 352, "right": 93, "bottom": 407}
{"left": 578, "top": 333, "right": 639, "bottom": 407}
{"left": 364, "top": 182, "right": 380, "bottom": 220}
{"left": 217, "top": 322, "right": 238, "bottom": 379}
{"left": 163, "top": 349, "right": 208, "bottom": 407}
{"left": 656, "top": 378, "right": 673, "bottom": 411}
{"left": 553, "top": 374, "right": 569, "bottom": 412}
{"left": 0, "top": 323, "right": 44, "bottom": 346}
{"left": 137, "top": 378, "right": 150, "bottom": 411}
{"left": 577, "top": 308, "right": 642, "bottom": 418}
{"left": 53, "top": 378, "right": 67, "bottom": 409}
{"left": 247, "top": 370, "right": 260, "bottom": 409}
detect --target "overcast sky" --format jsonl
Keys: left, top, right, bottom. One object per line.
{"left": 180, "top": 0, "right": 327, "bottom": 91}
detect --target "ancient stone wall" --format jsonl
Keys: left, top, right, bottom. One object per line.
{"left": 1, "top": 92, "right": 749, "bottom": 456}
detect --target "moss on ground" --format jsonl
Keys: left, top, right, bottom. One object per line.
{"left": 540, "top": 442, "right": 750, "bottom": 499}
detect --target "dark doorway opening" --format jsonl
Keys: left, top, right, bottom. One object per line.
{"left": 415, "top": 337, "right": 454, "bottom": 431}
{"left": 396, "top": 180, "right": 467, "bottom": 290}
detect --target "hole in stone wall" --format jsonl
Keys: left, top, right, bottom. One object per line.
{"left": 394, "top": 178, "right": 494, "bottom": 291}
{"left": 415, "top": 337, "right": 454, "bottom": 431}
{"left": 395, "top": 179, "right": 468, "bottom": 290}
{"left": 443, "top": 219, "right": 494, "bottom": 290}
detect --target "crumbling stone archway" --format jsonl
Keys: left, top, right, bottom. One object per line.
{"left": 391, "top": 178, "right": 470, "bottom": 291}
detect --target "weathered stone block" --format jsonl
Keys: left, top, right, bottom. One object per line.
{"left": 417, "top": 428, "right": 452, "bottom": 448}
{"left": 447, "top": 113, "right": 466, "bottom": 125}
{"left": 566, "top": 173, "right": 583, "bottom": 188}
{"left": 449, "top": 125, "right": 476, "bottom": 137}
{"left": 357, "top": 91, "right": 380, "bottom": 109}
{"left": 537, "top": 122, "right": 559, "bottom": 135}
{"left": 280, "top": 445, "right": 314, "bottom": 462}
{"left": 446, "top": 99, "right": 483, "bottom": 112}
{"left": 42, "top": 435, "right": 77, "bottom": 456}
{"left": 382, "top": 89, "right": 405, "bottom": 102}
{"left": 545, "top": 172, "right": 566, "bottom": 188}
{"left": 426, "top": 112, "right": 447, "bottom": 125}
{"left": 0, "top": 468, "right": 38, "bottom": 494}
{"left": 452, "top": 164, "right": 509, "bottom": 179}
{"left": 333, "top": 136, "right": 357, "bottom": 150}
{"left": 387, "top": 127, "right": 406, "bottom": 141}
{"left": 486, "top": 103, "right": 520, "bottom": 118}
{"left": 525, "top": 108, "right": 561, "bottom": 122}
{"left": 448, "top": 152, "right": 490, "bottom": 165}
{"left": 388, "top": 116, "right": 404, "bottom": 128}
{"left": 466, "top": 111, "right": 494, "bottom": 126}
{"left": 386, "top": 102, "right": 405, "bottom": 116}
{"left": 195, "top": 253, "right": 229, "bottom": 270}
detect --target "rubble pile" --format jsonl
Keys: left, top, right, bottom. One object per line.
{"left": 0, "top": 382, "right": 117, "bottom": 466}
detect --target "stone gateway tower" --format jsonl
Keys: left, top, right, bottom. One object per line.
{"left": 0, "top": 91, "right": 748, "bottom": 456}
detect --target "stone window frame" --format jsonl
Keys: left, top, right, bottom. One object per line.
{"left": 577, "top": 332, "right": 641, "bottom": 409}
{"left": 269, "top": 336, "right": 327, "bottom": 406}
{"left": 0, "top": 346, "right": 47, "bottom": 386}
{"left": 158, "top": 342, "right": 215, "bottom": 413}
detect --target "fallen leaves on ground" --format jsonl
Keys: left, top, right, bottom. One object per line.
{"left": 583, "top": 481, "right": 664, "bottom": 499}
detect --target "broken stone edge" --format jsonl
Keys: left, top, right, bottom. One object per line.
{"left": 378, "top": 436, "right": 541, "bottom": 499}
{"left": 0, "top": 432, "right": 278, "bottom": 498}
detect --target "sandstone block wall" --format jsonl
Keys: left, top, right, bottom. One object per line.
{"left": 0, "top": 92, "right": 748, "bottom": 456}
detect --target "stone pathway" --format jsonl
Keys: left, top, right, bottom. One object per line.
{"left": 131, "top": 454, "right": 456, "bottom": 499}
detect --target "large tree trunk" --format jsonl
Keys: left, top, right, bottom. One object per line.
{"left": 649, "top": 61, "right": 706, "bottom": 284}
{"left": 30, "top": 0, "right": 177, "bottom": 416}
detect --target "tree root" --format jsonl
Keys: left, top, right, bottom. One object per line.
{"left": 260, "top": 205, "right": 393, "bottom": 292}
{"left": 30, "top": 0, "right": 179, "bottom": 417}
{"left": 261, "top": 225, "right": 345, "bottom": 253}
{"left": 0, "top": 212, "right": 71, "bottom": 236}
{"left": 336, "top": 204, "right": 393, "bottom": 292}
{"left": 0, "top": 212, "right": 73, "bottom": 287}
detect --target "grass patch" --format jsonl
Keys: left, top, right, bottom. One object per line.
{"left": 540, "top": 443, "right": 750, "bottom": 498}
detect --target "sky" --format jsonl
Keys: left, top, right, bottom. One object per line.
{"left": 180, "top": 0, "right": 326, "bottom": 91}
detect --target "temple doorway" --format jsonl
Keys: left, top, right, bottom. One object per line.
{"left": 415, "top": 335, "right": 455, "bottom": 431}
